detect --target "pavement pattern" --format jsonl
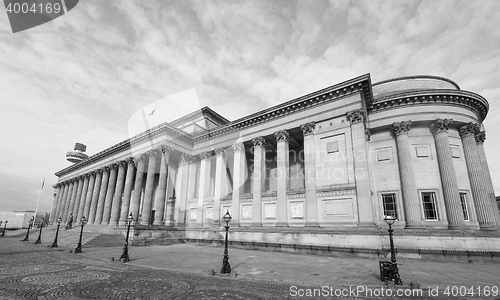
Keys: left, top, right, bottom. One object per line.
{"left": 0, "top": 228, "right": 500, "bottom": 300}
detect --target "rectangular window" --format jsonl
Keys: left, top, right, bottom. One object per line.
{"left": 421, "top": 192, "right": 438, "bottom": 220}
{"left": 377, "top": 148, "right": 392, "bottom": 162}
{"left": 450, "top": 145, "right": 461, "bottom": 159}
{"left": 459, "top": 192, "right": 470, "bottom": 221}
{"left": 382, "top": 193, "right": 398, "bottom": 219}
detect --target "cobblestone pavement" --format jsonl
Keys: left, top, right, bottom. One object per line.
{"left": 1, "top": 236, "right": 499, "bottom": 299}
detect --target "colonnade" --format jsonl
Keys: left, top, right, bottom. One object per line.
{"left": 392, "top": 119, "right": 499, "bottom": 229}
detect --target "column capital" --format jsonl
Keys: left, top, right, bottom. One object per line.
{"left": 95, "top": 168, "right": 103, "bottom": 175}
{"left": 274, "top": 130, "right": 290, "bottom": 143}
{"left": 199, "top": 151, "right": 212, "bottom": 161}
{"left": 232, "top": 142, "right": 245, "bottom": 152}
{"left": 300, "top": 122, "right": 316, "bottom": 136}
{"left": 84, "top": 172, "right": 91, "bottom": 179}
{"left": 252, "top": 136, "right": 266, "bottom": 148}
{"left": 346, "top": 109, "right": 366, "bottom": 124}
{"left": 475, "top": 131, "right": 486, "bottom": 144}
{"left": 90, "top": 170, "right": 97, "bottom": 177}
{"left": 181, "top": 153, "right": 194, "bottom": 163}
{"left": 365, "top": 129, "right": 371, "bottom": 141}
{"left": 215, "top": 147, "right": 226, "bottom": 158}
{"left": 430, "top": 118, "right": 453, "bottom": 134}
{"left": 160, "top": 144, "right": 173, "bottom": 156}
{"left": 118, "top": 160, "right": 128, "bottom": 169}
{"left": 102, "top": 165, "right": 111, "bottom": 173}
{"left": 109, "top": 163, "right": 118, "bottom": 170}
{"left": 391, "top": 121, "right": 412, "bottom": 137}
{"left": 134, "top": 154, "right": 146, "bottom": 163}
{"left": 126, "top": 157, "right": 135, "bottom": 166}
{"left": 459, "top": 122, "right": 479, "bottom": 138}
{"left": 147, "top": 149, "right": 158, "bottom": 159}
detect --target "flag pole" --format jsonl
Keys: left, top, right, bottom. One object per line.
{"left": 34, "top": 179, "right": 45, "bottom": 225}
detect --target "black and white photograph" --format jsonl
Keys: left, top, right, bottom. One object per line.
{"left": 0, "top": 1, "right": 499, "bottom": 299}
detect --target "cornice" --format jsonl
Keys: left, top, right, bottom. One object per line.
{"left": 369, "top": 90, "right": 488, "bottom": 122}
{"left": 55, "top": 122, "right": 193, "bottom": 177}
{"left": 193, "top": 74, "right": 373, "bottom": 144}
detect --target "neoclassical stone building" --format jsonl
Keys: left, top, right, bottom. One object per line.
{"left": 51, "top": 74, "right": 500, "bottom": 251}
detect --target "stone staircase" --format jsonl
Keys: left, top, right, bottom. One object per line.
{"left": 30, "top": 224, "right": 125, "bottom": 248}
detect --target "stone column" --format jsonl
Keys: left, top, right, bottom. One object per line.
{"left": 197, "top": 151, "right": 212, "bottom": 226}
{"left": 88, "top": 169, "right": 102, "bottom": 224}
{"left": 231, "top": 142, "right": 246, "bottom": 226}
{"left": 154, "top": 145, "right": 172, "bottom": 225}
{"left": 252, "top": 137, "right": 266, "bottom": 226}
{"left": 213, "top": 148, "right": 229, "bottom": 226}
{"left": 119, "top": 158, "right": 135, "bottom": 226}
{"left": 174, "top": 153, "right": 191, "bottom": 226}
{"left": 109, "top": 161, "right": 127, "bottom": 226}
{"left": 70, "top": 176, "right": 84, "bottom": 220}
{"left": 430, "top": 119, "right": 465, "bottom": 228}
{"left": 83, "top": 172, "right": 96, "bottom": 220}
{"left": 141, "top": 150, "right": 158, "bottom": 225}
{"left": 130, "top": 154, "right": 146, "bottom": 222}
{"left": 76, "top": 173, "right": 90, "bottom": 222}
{"left": 62, "top": 179, "right": 76, "bottom": 221}
{"left": 94, "top": 166, "right": 110, "bottom": 224}
{"left": 51, "top": 184, "right": 63, "bottom": 222}
{"left": 165, "top": 162, "right": 177, "bottom": 226}
{"left": 475, "top": 131, "right": 500, "bottom": 226}
{"left": 187, "top": 158, "right": 198, "bottom": 226}
{"left": 392, "top": 121, "right": 422, "bottom": 228}
{"left": 101, "top": 164, "right": 118, "bottom": 225}
{"left": 301, "top": 122, "right": 319, "bottom": 226}
{"left": 275, "top": 130, "right": 290, "bottom": 227}
{"left": 56, "top": 182, "right": 69, "bottom": 221}
{"left": 460, "top": 123, "right": 496, "bottom": 228}
{"left": 347, "top": 110, "right": 375, "bottom": 226}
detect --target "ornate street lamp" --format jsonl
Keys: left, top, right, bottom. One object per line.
{"left": 34, "top": 219, "right": 44, "bottom": 244}
{"left": 119, "top": 213, "right": 134, "bottom": 263}
{"left": 0, "top": 220, "right": 5, "bottom": 237}
{"left": 50, "top": 218, "right": 62, "bottom": 248}
{"left": 384, "top": 215, "right": 402, "bottom": 285}
{"left": 74, "top": 216, "right": 87, "bottom": 253}
{"left": 220, "top": 210, "right": 232, "bottom": 274}
{"left": 21, "top": 219, "right": 34, "bottom": 242}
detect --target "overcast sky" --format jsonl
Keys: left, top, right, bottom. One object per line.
{"left": 0, "top": 0, "right": 499, "bottom": 214}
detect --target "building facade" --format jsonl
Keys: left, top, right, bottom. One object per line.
{"left": 51, "top": 74, "right": 500, "bottom": 251}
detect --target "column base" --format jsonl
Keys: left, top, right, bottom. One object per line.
{"left": 479, "top": 224, "right": 500, "bottom": 230}
{"left": 305, "top": 222, "right": 319, "bottom": 227}
{"left": 251, "top": 222, "right": 262, "bottom": 227}
{"left": 404, "top": 224, "right": 425, "bottom": 229}
{"left": 101, "top": 221, "right": 110, "bottom": 225}
{"left": 153, "top": 221, "right": 165, "bottom": 226}
{"left": 447, "top": 224, "right": 469, "bottom": 230}
{"left": 275, "top": 222, "right": 288, "bottom": 227}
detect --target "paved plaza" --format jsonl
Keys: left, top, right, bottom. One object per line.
{"left": 0, "top": 229, "right": 499, "bottom": 299}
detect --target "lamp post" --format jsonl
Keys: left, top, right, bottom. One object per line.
{"left": 384, "top": 215, "right": 402, "bottom": 285}
{"left": 22, "top": 219, "right": 33, "bottom": 242}
{"left": 34, "top": 218, "right": 44, "bottom": 244}
{"left": 220, "top": 210, "right": 232, "bottom": 274}
{"left": 50, "top": 218, "right": 62, "bottom": 248}
{"left": 0, "top": 220, "right": 5, "bottom": 237}
{"left": 74, "top": 217, "right": 87, "bottom": 253}
{"left": 119, "top": 213, "right": 134, "bottom": 263}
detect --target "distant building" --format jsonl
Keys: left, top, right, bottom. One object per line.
{"left": 51, "top": 74, "right": 499, "bottom": 251}
{"left": 0, "top": 210, "right": 47, "bottom": 229}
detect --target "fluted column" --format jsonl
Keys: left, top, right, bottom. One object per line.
{"left": 70, "top": 176, "right": 84, "bottom": 220}
{"left": 94, "top": 166, "right": 110, "bottom": 224}
{"left": 232, "top": 142, "right": 246, "bottom": 226}
{"left": 431, "top": 119, "right": 465, "bottom": 228}
{"left": 119, "top": 158, "right": 136, "bottom": 226}
{"left": 165, "top": 164, "right": 177, "bottom": 226}
{"left": 130, "top": 155, "right": 146, "bottom": 222}
{"left": 154, "top": 145, "right": 172, "bottom": 225}
{"left": 76, "top": 173, "right": 90, "bottom": 222}
{"left": 460, "top": 123, "right": 496, "bottom": 228}
{"left": 52, "top": 183, "right": 63, "bottom": 221}
{"left": 275, "top": 130, "right": 289, "bottom": 227}
{"left": 101, "top": 164, "right": 118, "bottom": 225}
{"left": 475, "top": 131, "right": 500, "bottom": 226}
{"left": 392, "top": 121, "right": 422, "bottom": 228}
{"left": 109, "top": 161, "right": 127, "bottom": 226}
{"left": 252, "top": 137, "right": 266, "bottom": 226}
{"left": 301, "top": 122, "right": 319, "bottom": 226}
{"left": 213, "top": 148, "right": 229, "bottom": 226}
{"left": 83, "top": 172, "right": 96, "bottom": 220}
{"left": 197, "top": 151, "right": 212, "bottom": 226}
{"left": 140, "top": 150, "right": 158, "bottom": 225}
{"left": 62, "top": 179, "right": 76, "bottom": 221}
{"left": 88, "top": 169, "right": 102, "bottom": 224}
{"left": 174, "top": 153, "right": 191, "bottom": 226}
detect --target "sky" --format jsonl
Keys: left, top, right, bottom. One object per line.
{"left": 0, "top": 0, "right": 499, "bottom": 214}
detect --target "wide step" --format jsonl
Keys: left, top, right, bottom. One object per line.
{"left": 84, "top": 234, "right": 125, "bottom": 247}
